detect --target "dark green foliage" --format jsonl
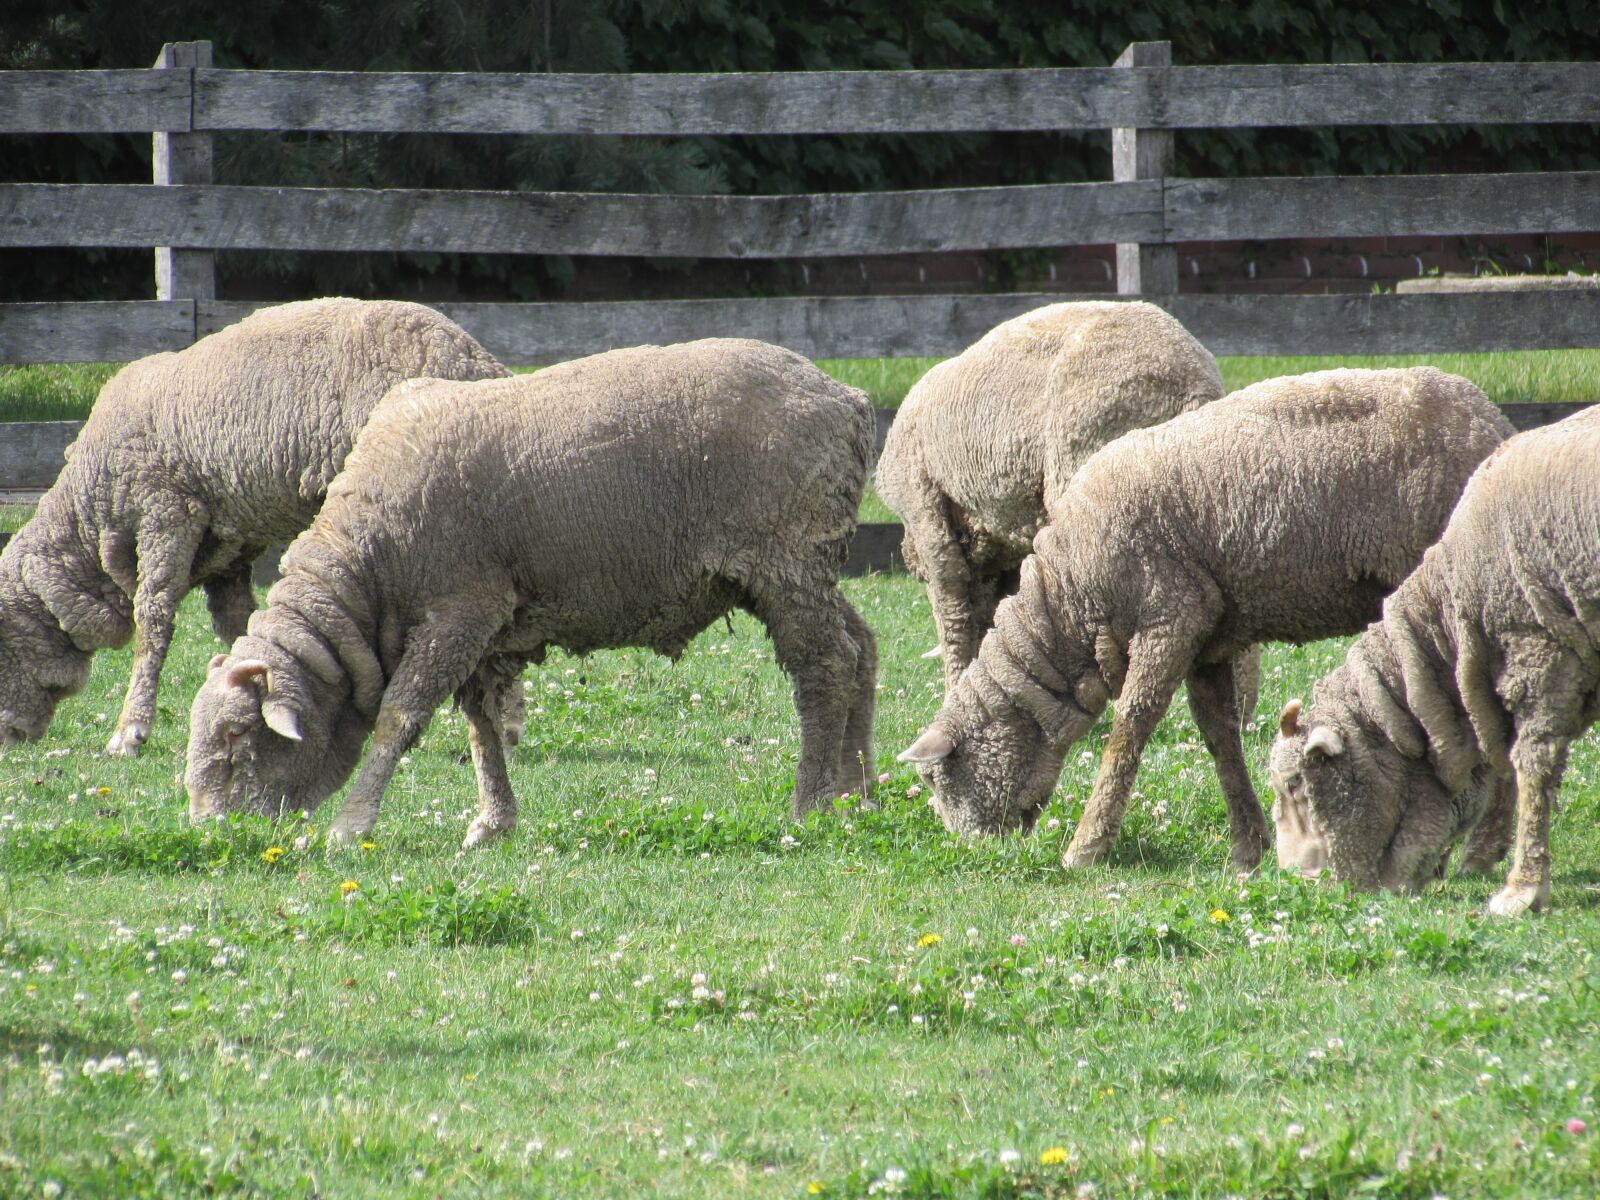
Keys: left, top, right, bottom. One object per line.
{"left": 5, "top": 0, "right": 1600, "bottom": 300}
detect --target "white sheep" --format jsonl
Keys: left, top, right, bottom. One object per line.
{"left": 899, "top": 368, "right": 1512, "bottom": 874}
{"left": 1270, "top": 406, "right": 1600, "bottom": 916}
{"left": 0, "top": 298, "right": 509, "bottom": 755}
{"left": 875, "top": 301, "right": 1225, "bottom": 691}
{"left": 184, "top": 338, "right": 877, "bottom": 846}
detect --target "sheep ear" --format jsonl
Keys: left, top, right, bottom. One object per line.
{"left": 225, "top": 659, "right": 270, "bottom": 690}
{"left": 1279, "top": 698, "right": 1303, "bottom": 738}
{"left": 1305, "top": 725, "right": 1345, "bottom": 759}
{"left": 209, "top": 654, "right": 230, "bottom": 672}
{"left": 898, "top": 724, "right": 954, "bottom": 764}
{"left": 262, "top": 700, "right": 302, "bottom": 743}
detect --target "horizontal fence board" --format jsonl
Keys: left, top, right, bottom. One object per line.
{"left": 187, "top": 62, "right": 1600, "bottom": 135}
{"left": 0, "top": 70, "right": 191, "bottom": 133}
{"left": 15, "top": 292, "right": 1600, "bottom": 366}
{"left": 8, "top": 172, "right": 1599, "bottom": 256}
{"left": 0, "top": 181, "right": 1161, "bottom": 257}
{"left": 0, "top": 301, "right": 195, "bottom": 363}
{"left": 1168, "top": 171, "right": 1600, "bottom": 241}
{"left": 0, "top": 422, "right": 81, "bottom": 489}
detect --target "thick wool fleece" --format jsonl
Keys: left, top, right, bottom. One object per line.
{"left": 0, "top": 299, "right": 509, "bottom": 756}
{"left": 901, "top": 367, "right": 1513, "bottom": 874}
{"left": 1272, "top": 405, "right": 1600, "bottom": 916}
{"left": 875, "top": 301, "right": 1224, "bottom": 690}
{"left": 186, "top": 338, "right": 877, "bottom": 847}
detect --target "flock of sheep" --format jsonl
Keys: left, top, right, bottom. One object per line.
{"left": 0, "top": 296, "right": 1593, "bottom": 918}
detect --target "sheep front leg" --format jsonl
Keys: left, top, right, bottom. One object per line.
{"left": 202, "top": 551, "right": 262, "bottom": 643}
{"left": 1061, "top": 634, "right": 1191, "bottom": 870}
{"left": 325, "top": 593, "right": 512, "bottom": 844}
{"left": 1487, "top": 736, "right": 1569, "bottom": 917}
{"left": 1186, "top": 659, "right": 1271, "bottom": 874}
{"left": 1457, "top": 772, "right": 1515, "bottom": 876}
{"left": 108, "top": 518, "right": 208, "bottom": 756}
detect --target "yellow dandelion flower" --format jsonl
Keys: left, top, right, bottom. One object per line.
{"left": 1039, "top": 1146, "right": 1070, "bottom": 1165}
{"left": 807, "top": 1184, "right": 825, "bottom": 1196}
{"left": 339, "top": 880, "right": 360, "bottom": 896}
{"left": 260, "top": 846, "right": 285, "bottom": 864}
{"left": 1209, "top": 908, "right": 1231, "bottom": 924}
{"left": 95, "top": 786, "right": 112, "bottom": 796}
{"left": 917, "top": 933, "right": 942, "bottom": 948}
{"left": 359, "top": 841, "right": 377, "bottom": 851}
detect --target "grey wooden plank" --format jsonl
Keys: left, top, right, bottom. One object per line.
{"left": 0, "top": 422, "right": 82, "bottom": 489}
{"left": 1500, "top": 401, "right": 1594, "bottom": 432}
{"left": 1167, "top": 171, "right": 1600, "bottom": 241}
{"left": 0, "top": 301, "right": 195, "bottom": 364}
{"left": 153, "top": 43, "right": 216, "bottom": 304}
{"left": 188, "top": 62, "right": 1600, "bottom": 135}
{"left": 0, "top": 70, "right": 191, "bottom": 133}
{"left": 202, "top": 292, "right": 1600, "bottom": 363}
{"left": 0, "top": 181, "right": 1162, "bottom": 257}
{"left": 1114, "top": 42, "right": 1176, "bottom": 298}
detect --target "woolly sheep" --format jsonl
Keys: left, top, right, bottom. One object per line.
{"left": 898, "top": 368, "right": 1513, "bottom": 874}
{"left": 1269, "top": 406, "right": 1600, "bottom": 916}
{"left": 0, "top": 298, "right": 509, "bottom": 756}
{"left": 184, "top": 338, "right": 877, "bottom": 847}
{"left": 874, "top": 301, "right": 1226, "bottom": 692}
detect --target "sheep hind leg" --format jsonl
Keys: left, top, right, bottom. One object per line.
{"left": 459, "top": 671, "right": 519, "bottom": 848}
{"left": 751, "top": 591, "right": 859, "bottom": 820}
{"left": 1186, "top": 659, "right": 1271, "bottom": 875}
{"left": 833, "top": 593, "right": 878, "bottom": 801}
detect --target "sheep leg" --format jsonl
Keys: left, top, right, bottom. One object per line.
{"left": 458, "top": 674, "right": 519, "bottom": 849}
{"left": 1061, "top": 636, "right": 1190, "bottom": 869}
{"left": 1458, "top": 772, "right": 1516, "bottom": 875}
{"left": 1487, "top": 736, "right": 1568, "bottom": 917}
{"left": 325, "top": 593, "right": 513, "bottom": 844}
{"left": 753, "top": 592, "right": 860, "bottom": 819}
{"left": 202, "top": 553, "right": 260, "bottom": 643}
{"left": 1186, "top": 659, "right": 1272, "bottom": 874}
{"left": 108, "top": 517, "right": 208, "bottom": 756}
{"left": 834, "top": 593, "right": 878, "bottom": 798}
{"left": 898, "top": 500, "right": 982, "bottom": 691}
{"left": 1231, "top": 645, "right": 1262, "bottom": 724}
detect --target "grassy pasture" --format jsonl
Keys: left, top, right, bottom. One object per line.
{"left": 0, "top": 579, "right": 1596, "bottom": 1198}
{"left": 0, "top": 349, "right": 1597, "bottom": 1197}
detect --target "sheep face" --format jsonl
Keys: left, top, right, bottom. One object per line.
{"left": 0, "top": 636, "right": 87, "bottom": 745}
{"left": 185, "top": 655, "right": 366, "bottom": 822}
{"left": 899, "top": 708, "right": 1076, "bottom": 836}
{"left": 1272, "top": 698, "right": 1455, "bottom": 892}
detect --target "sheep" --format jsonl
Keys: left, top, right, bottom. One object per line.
{"left": 897, "top": 367, "right": 1513, "bottom": 874}
{"left": 874, "top": 301, "right": 1226, "bottom": 692}
{"left": 1269, "top": 406, "right": 1600, "bottom": 916}
{"left": 184, "top": 338, "right": 877, "bottom": 847}
{"left": 0, "top": 298, "right": 510, "bottom": 757}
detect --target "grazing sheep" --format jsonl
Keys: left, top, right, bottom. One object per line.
{"left": 1269, "top": 406, "right": 1600, "bottom": 916}
{"left": 875, "top": 301, "right": 1225, "bottom": 692}
{"left": 0, "top": 298, "right": 509, "bottom": 756}
{"left": 898, "top": 368, "right": 1513, "bottom": 874}
{"left": 185, "top": 338, "right": 877, "bottom": 847}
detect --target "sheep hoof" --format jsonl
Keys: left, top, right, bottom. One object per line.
{"left": 921, "top": 645, "right": 944, "bottom": 659}
{"left": 1061, "top": 843, "right": 1108, "bottom": 871}
{"left": 106, "top": 723, "right": 149, "bottom": 757}
{"left": 325, "top": 819, "right": 372, "bottom": 846}
{"left": 1486, "top": 881, "right": 1549, "bottom": 918}
{"left": 463, "top": 818, "right": 513, "bottom": 849}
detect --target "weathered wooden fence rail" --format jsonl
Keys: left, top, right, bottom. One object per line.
{"left": 4, "top": 44, "right": 1600, "bottom": 571}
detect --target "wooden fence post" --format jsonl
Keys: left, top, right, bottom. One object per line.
{"left": 152, "top": 41, "right": 214, "bottom": 311}
{"left": 1113, "top": 41, "right": 1176, "bottom": 298}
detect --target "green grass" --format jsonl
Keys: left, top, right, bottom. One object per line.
{"left": 1, "top": 577, "right": 1597, "bottom": 1198}
{"left": 6, "top": 350, "right": 1598, "bottom": 425}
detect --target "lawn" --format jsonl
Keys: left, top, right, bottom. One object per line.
{"left": 0, "top": 573, "right": 1597, "bottom": 1199}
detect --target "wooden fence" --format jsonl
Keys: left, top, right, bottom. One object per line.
{"left": 3, "top": 43, "right": 1600, "bottom": 570}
